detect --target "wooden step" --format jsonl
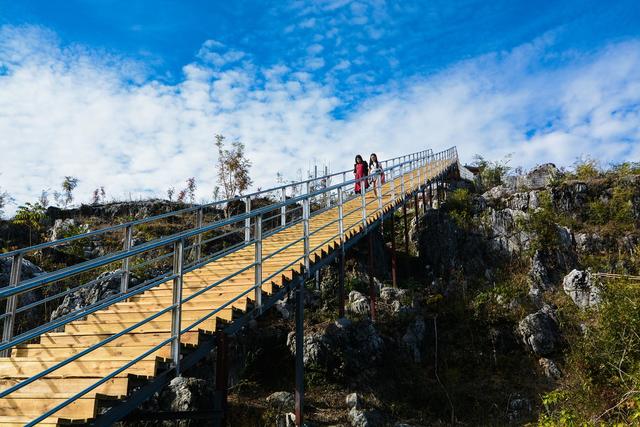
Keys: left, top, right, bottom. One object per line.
{"left": 0, "top": 376, "right": 132, "bottom": 397}
{"left": 0, "top": 392, "right": 116, "bottom": 418}
{"left": 108, "top": 298, "right": 250, "bottom": 313}
{"left": 64, "top": 318, "right": 219, "bottom": 334}
{"left": 0, "top": 415, "right": 70, "bottom": 426}
{"left": 0, "top": 358, "right": 160, "bottom": 379}
{"left": 39, "top": 331, "right": 201, "bottom": 347}
{"left": 14, "top": 343, "right": 177, "bottom": 360}
{"left": 85, "top": 307, "right": 236, "bottom": 323}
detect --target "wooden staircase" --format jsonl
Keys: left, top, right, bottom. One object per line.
{"left": 0, "top": 160, "right": 449, "bottom": 425}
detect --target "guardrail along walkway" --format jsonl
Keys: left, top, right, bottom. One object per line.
{"left": 0, "top": 148, "right": 458, "bottom": 426}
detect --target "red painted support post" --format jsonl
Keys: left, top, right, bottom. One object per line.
{"left": 390, "top": 213, "right": 398, "bottom": 288}
{"left": 402, "top": 202, "right": 409, "bottom": 254}
{"left": 368, "top": 233, "right": 377, "bottom": 321}
{"left": 216, "top": 332, "right": 229, "bottom": 426}
{"left": 414, "top": 192, "right": 420, "bottom": 223}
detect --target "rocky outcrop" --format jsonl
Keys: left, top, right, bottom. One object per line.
{"left": 485, "top": 208, "right": 530, "bottom": 255}
{"left": 346, "top": 393, "right": 383, "bottom": 427}
{"left": 562, "top": 269, "right": 601, "bottom": 309}
{"left": 518, "top": 305, "right": 561, "bottom": 357}
{"left": 49, "top": 218, "right": 89, "bottom": 241}
{"left": 539, "top": 357, "right": 562, "bottom": 380}
{"left": 50, "top": 270, "right": 140, "bottom": 321}
{"left": 158, "top": 377, "right": 215, "bottom": 412}
{"left": 347, "top": 290, "right": 370, "bottom": 316}
{"left": 0, "top": 257, "right": 46, "bottom": 309}
{"left": 286, "top": 318, "right": 384, "bottom": 382}
{"left": 402, "top": 316, "right": 426, "bottom": 363}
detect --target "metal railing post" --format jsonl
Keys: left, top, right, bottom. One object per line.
{"left": 120, "top": 225, "right": 133, "bottom": 293}
{"left": 1, "top": 253, "right": 22, "bottom": 357}
{"left": 244, "top": 196, "right": 251, "bottom": 243}
{"left": 338, "top": 187, "right": 344, "bottom": 244}
{"left": 391, "top": 168, "right": 396, "bottom": 201}
{"left": 361, "top": 177, "right": 367, "bottom": 230}
{"left": 281, "top": 187, "right": 287, "bottom": 227}
{"left": 376, "top": 174, "right": 383, "bottom": 212}
{"left": 195, "top": 208, "right": 204, "bottom": 263}
{"left": 254, "top": 215, "right": 263, "bottom": 312}
{"left": 303, "top": 198, "right": 310, "bottom": 275}
{"left": 171, "top": 239, "right": 184, "bottom": 374}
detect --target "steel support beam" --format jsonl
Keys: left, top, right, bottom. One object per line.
{"left": 390, "top": 214, "right": 397, "bottom": 288}
{"left": 215, "top": 332, "right": 229, "bottom": 426}
{"left": 294, "top": 282, "right": 304, "bottom": 426}
{"left": 402, "top": 202, "right": 409, "bottom": 254}
{"left": 368, "top": 233, "right": 377, "bottom": 322}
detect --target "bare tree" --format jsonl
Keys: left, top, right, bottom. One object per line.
{"left": 186, "top": 177, "right": 196, "bottom": 204}
{"left": 61, "top": 176, "right": 79, "bottom": 207}
{"left": 0, "top": 187, "right": 12, "bottom": 218}
{"left": 215, "top": 134, "right": 252, "bottom": 215}
{"left": 38, "top": 190, "right": 49, "bottom": 208}
{"left": 167, "top": 187, "right": 175, "bottom": 202}
{"left": 91, "top": 186, "right": 107, "bottom": 204}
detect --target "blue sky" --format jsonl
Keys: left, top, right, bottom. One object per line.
{"left": 0, "top": 0, "right": 639, "bottom": 213}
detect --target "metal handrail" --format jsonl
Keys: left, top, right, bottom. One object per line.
{"left": 0, "top": 146, "right": 459, "bottom": 425}
{"left": 0, "top": 148, "right": 431, "bottom": 261}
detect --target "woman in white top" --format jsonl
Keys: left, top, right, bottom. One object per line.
{"left": 369, "top": 153, "right": 384, "bottom": 197}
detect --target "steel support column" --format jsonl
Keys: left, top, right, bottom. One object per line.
{"left": 368, "top": 232, "right": 377, "bottom": 322}
{"left": 402, "top": 202, "right": 409, "bottom": 254}
{"left": 338, "top": 249, "right": 345, "bottom": 317}
{"left": 414, "top": 192, "right": 420, "bottom": 223}
{"left": 215, "top": 332, "right": 229, "bottom": 426}
{"left": 390, "top": 214, "right": 397, "bottom": 288}
{"left": 295, "top": 282, "right": 305, "bottom": 426}
{"left": 422, "top": 187, "right": 427, "bottom": 214}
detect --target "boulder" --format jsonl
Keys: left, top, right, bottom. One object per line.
{"left": 562, "top": 269, "right": 601, "bottom": 309}
{"left": 49, "top": 218, "right": 89, "bottom": 241}
{"left": 157, "top": 376, "right": 215, "bottom": 412}
{"left": 402, "top": 316, "right": 426, "bottom": 363}
{"left": 50, "top": 270, "right": 139, "bottom": 321}
{"left": 347, "top": 291, "right": 370, "bottom": 316}
{"left": 346, "top": 392, "right": 363, "bottom": 410}
{"left": 539, "top": 357, "right": 562, "bottom": 380}
{"left": 516, "top": 163, "right": 558, "bottom": 190}
{"left": 286, "top": 319, "right": 384, "bottom": 381}
{"left": 507, "top": 394, "right": 532, "bottom": 422}
{"left": 518, "top": 305, "right": 561, "bottom": 356}
{"left": 267, "top": 391, "right": 295, "bottom": 413}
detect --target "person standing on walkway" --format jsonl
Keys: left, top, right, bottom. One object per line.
{"left": 369, "top": 153, "right": 384, "bottom": 197}
{"left": 354, "top": 155, "right": 369, "bottom": 194}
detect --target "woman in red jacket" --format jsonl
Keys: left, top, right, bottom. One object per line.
{"left": 354, "top": 155, "right": 369, "bottom": 194}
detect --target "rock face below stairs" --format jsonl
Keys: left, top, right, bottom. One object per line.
{"left": 518, "top": 305, "right": 562, "bottom": 357}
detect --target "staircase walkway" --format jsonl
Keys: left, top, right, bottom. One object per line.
{"left": 0, "top": 149, "right": 457, "bottom": 426}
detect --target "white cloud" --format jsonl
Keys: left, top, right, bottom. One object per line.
{"left": 0, "top": 25, "right": 639, "bottom": 217}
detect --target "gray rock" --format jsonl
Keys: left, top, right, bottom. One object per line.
{"left": 516, "top": 163, "right": 558, "bottom": 190}
{"left": 50, "top": 269, "right": 138, "bottom": 321}
{"left": 275, "top": 413, "right": 296, "bottom": 427}
{"left": 347, "top": 290, "right": 370, "bottom": 315}
{"left": 518, "top": 305, "right": 561, "bottom": 356}
{"left": 267, "top": 391, "right": 295, "bottom": 413}
{"left": 346, "top": 392, "right": 363, "bottom": 410}
{"left": 286, "top": 319, "right": 384, "bottom": 381}
{"left": 507, "top": 394, "right": 532, "bottom": 421}
{"left": 562, "top": 269, "right": 601, "bottom": 309}
{"left": 0, "top": 257, "right": 46, "bottom": 308}
{"left": 482, "top": 185, "right": 513, "bottom": 201}
{"left": 348, "top": 407, "right": 383, "bottom": 427}
{"left": 49, "top": 218, "right": 89, "bottom": 241}
{"left": 539, "top": 357, "right": 562, "bottom": 380}
{"left": 402, "top": 316, "right": 426, "bottom": 363}
{"left": 380, "top": 287, "right": 408, "bottom": 302}
{"left": 486, "top": 208, "right": 531, "bottom": 254}
{"left": 529, "top": 250, "right": 552, "bottom": 291}
{"left": 158, "top": 376, "right": 214, "bottom": 412}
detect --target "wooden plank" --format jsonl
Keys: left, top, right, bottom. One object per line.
{"left": 0, "top": 358, "right": 158, "bottom": 379}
